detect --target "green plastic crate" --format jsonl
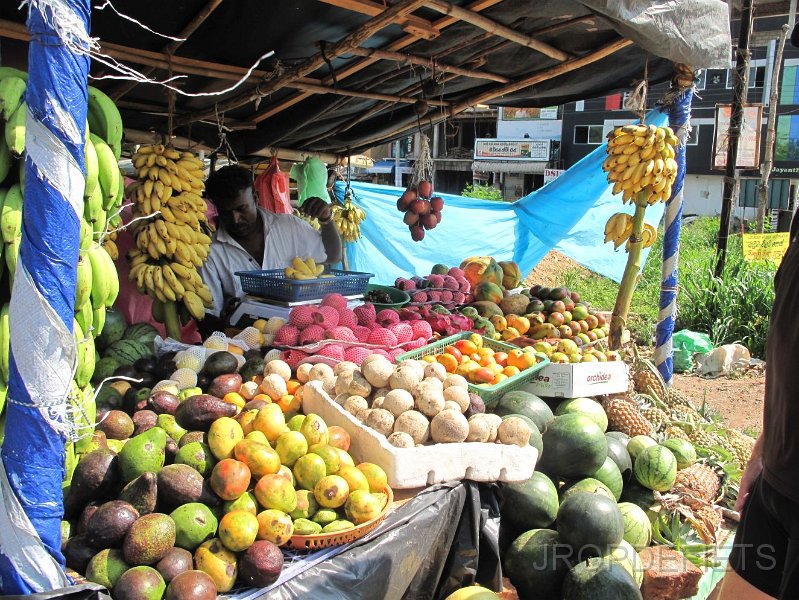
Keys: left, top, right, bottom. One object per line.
{"left": 396, "top": 332, "right": 550, "bottom": 408}
{"left": 365, "top": 284, "right": 410, "bottom": 311}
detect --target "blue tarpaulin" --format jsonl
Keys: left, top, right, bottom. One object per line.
{"left": 336, "top": 111, "right": 667, "bottom": 285}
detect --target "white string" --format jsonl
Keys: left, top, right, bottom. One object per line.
{"left": 94, "top": 0, "right": 186, "bottom": 42}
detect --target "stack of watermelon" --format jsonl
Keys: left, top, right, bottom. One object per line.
{"left": 490, "top": 389, "right": 703, "bottom": 599}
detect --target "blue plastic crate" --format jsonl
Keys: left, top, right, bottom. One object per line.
{"left": 235, "top": 269, "right": 373, "bottom": 302}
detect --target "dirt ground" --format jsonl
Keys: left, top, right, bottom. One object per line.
{"left": 523, "top": 250, "right": 587, "bottom": 287}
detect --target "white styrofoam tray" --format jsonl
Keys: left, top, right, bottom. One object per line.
{"left": 302, "top": 381, "right": 538, "bottom": 489}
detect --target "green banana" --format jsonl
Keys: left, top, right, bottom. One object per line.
{"left": 91, "top": 206, "right": 107, "bottom": 237}
{"left": 83, "top": 181, "right": 103, "bottom": 226}
{"left": 0, "top": 381, "right": 7, "bottom": 419}
{"left": 87, "top": 244, "right": 110, "bottom": 311}
{"left": 90, "top": 133, "right": 119, "bottom": 205}
{"left": 112, "top": 174, "right": 124, "bottom": 213}
{"left": 72, "top": 383, "right": 96, "bottom": 454}
{"left": 0, "top": 76, "right": 26, "bottom": 121}
{"left": 93, "top": 306, "right": 106, "bottom": 336}
{"left": 84, "top": 135, "right": 99, "bottom": 199}
{"left": 5, "top": 236, "right": 19, "bottom": 285}
{"left": 0, "top": 303, "right": 8, "bottom": 384}
{"left": 0, "top": 67, "right": 27, "bottom": 82}
{"left": 64, "top": 440, "right": 76, "bottom": 484}
{"left": 75, "top": 297, "right": 92, "bottom": 334}
{"left": 98, "top": 244, "right": 119, "bottom": 307}
{"left": 1, "top": 183, "right": 22, "bottom": 244}
{"left": 87, "top": 87, "right": 122, "bottom": 159}
{"left": 75, "top": 252, "right": 92, "bottom": 309}
{"left": 79, "top": 218, "right": 92, "bottom": 251}
{"left": 4, "top": 101, "right": 26, "bottom": 157}
{"left": 73, "top": 318, "right": 96, "bottom": 388}
{"left": 0, "top": 138, "right": 11, "bottom": 185}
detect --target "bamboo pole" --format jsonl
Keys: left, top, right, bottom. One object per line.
{"left": 290, "top": 81, "right": 450, "bottom": 105}
{"left": 174, "top": 0, "right": 429, "bottom": 127}
{"left": 342, "top": 46, "right": 509, "bottom": 83}
{"left": 609, "top": 196, "right": 648, "bottom": 350}
{"left": 316, "top": 0, "right": 439, "bottom": 40}
{"left": 426, "top": 0, "right": 572, "bottom": 61}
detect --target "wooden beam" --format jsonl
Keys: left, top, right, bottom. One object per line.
{"left": 289, "top": 80, "right": 449, "bottom": 105}
{"left": 342, "top": 46, "right": 509, "bottom": 83}
{"left": 317, "top": 0, "right": 439, "bottom": 40}
{"left": 426, "top": 0, "right": 572, "bottom": 62}
{"left": 532, "top": 15, "right": 597, "bottom": 37}
{"left": 250, "top": 0, "right": 503, "bottom": 123}
{"left": 175, "top": 0, "right": 429, "bottom": 127}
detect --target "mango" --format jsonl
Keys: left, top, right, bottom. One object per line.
{"left": 255, "top": 509, "right": 294, "bottom": 546}
{"left": 222, "top": 491, "right": 258, "bottom": 515}
{"left": 170, "top": 503, "right": 218, "bottom": 551}
{"left": 289, "top": 489, "right": 319, "bottom": 520}
{"left": 357, "top": 463, "right": 388, "bottom": 493}
{"left": 85, "top": 548, "right": 129, "bottom": 589}
{"left": 234, "top": 439, "right": 281, "bottom": 479}
{"left": 157, "top": 414, "right": 187, "bottom": 443}
{"left": 337, "top": 464, "right": 370, "bottom": 493}
{"left": 322, "top": 519, "right": 355, "bottom": 533}
{"left": 313, "top": 475, "right": 349, "bottom": 508}
{"left": 345, "top": 490, "right": 384, "bottom": 524}
{"left": 335, "top": 447, "right": 355, "bottom": 468}
{"left": 208, "top": 417, "right": 244, "bottom": 460}
{"left": 218, "top": 510, "right": 259, "bottom": 552}
{"left": 253, "top": 403, "right": 288, "bottom": 442}
{"left": 209, "top": 458, "right": 251, "bottom": 501}
{"left": 291, "top": 517, "right": 322, "bottom": 535}
{"left": 237, "top": 409, "right": 259, "bottom": 435}
{"left": 194, "top": 538, "right": 238, "bottom": 593}
{"left": 174, "top": 442, "right": 216, "bottom": 478}
{"left": 286, "top": 414, "right": 305, "bottom": 432}
{"left": 254, "top": 473, "right": 297, "bottom": 513}
{"left": 277, "top": 465, "right": 295, "bottom": 486}
{"left": 308, "top": 444, "right": 340, "bottom": 475}
{"left": 474, "top": 281, "right": 504, "bottom": 304}
{"left": 245, "top": 430, "right": 270, "bottom": 445}
{"left": 122, "top": 513, "right": 176, "bottom": 566}
{"left": 114, "top": 565, "right": 165, "bottom": 600}
{"left": 274, "top": 431, "right": 308, "bottom": 467}
{"left": 299, "top": 413, "right": 328, "bottom": 447}
{"left": 293, "top": 453, "right": 327, "bottom": 491}
{"left": 118, "top": 427, "right": 167, "bottom": 482}
{"left": 312, "top": 509, "right": 338, "bottom": 525}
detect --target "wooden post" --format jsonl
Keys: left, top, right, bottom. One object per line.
{"left": 757, "top": 25, "right": 790, "bottom": 232}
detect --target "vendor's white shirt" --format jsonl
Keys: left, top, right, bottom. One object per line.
{"left": 200, "top": 207, "right": 326, "bottom": 316}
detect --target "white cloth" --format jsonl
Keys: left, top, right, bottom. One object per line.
{"left": 200, "top": 208, "right": 326, "bottom": 317}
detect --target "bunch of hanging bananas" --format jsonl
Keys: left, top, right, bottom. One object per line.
{"left": 604, "top": 212, "right": 658, "bottom": 252}
{"left": 285, "top": 256, "right": 331, "bottom": 280}
{"left": 603, "top": 124, "right": 679, "bottom": 205}
{"left": 126, "top": 144, "right": 214, "bottom": 320}
{"left": 332, "top": 191, "right": 366, "bottom": 242}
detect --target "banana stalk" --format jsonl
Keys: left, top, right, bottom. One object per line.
{"left": 162, "top": 300, "right": 182, "bottom": 342}
{"left": 609, "top": 193, "right": 648, "bottom": 350}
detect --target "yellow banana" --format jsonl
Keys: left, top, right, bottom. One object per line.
{"left": 183, "top": 291, "right": 206, "bottom": 319}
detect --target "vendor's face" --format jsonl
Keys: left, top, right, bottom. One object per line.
{"left": 219, "top": 187, "right": 259, "bottom": 238}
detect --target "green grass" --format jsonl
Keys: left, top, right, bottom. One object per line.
{"left": 560, "top": 217, "right": 776, "bottom": 357}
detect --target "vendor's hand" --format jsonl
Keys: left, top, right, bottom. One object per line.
{"left": 735, "top": 456, "right": 763, "bottom": 513}
{"left": 301, "top": 197, "right": 332, "bottom": 223}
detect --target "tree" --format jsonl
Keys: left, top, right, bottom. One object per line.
{"left": 462, "top": 182, "right": 503, "bottom": 201}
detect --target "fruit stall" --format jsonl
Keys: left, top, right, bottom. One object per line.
{"left": 0, "top": 1, "right": 748, "bottom": 600}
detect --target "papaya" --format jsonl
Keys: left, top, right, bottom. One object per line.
{"left": 461, "top": 257, "right": 504, "bottom": 289}
{"left": 469, "top": 301, "right": 504, "bottom": 319}
{"left": 474, "top": 282, "right": 504, "bottom": 304}
{"left": 498, "top": 260, "right": 522, "bottom": 289}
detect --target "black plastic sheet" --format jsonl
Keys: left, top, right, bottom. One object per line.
{"left": 0, "top": 584, "right": 110, "bottom": 600}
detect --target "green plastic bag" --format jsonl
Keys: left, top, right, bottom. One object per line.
{"left": 290, "top": 156, "right": 329, "bottom": 206}
{"left": 672, "top": 329, "right": 713, "bottom": 373}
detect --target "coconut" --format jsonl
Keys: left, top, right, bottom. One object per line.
{"left": 497, "top": 417, "right": 532, "bottom": 447}
{"left": 334, "top": 361, "right": 359, "bottom": 377}
{"left": 388, "top": 366, "right": 422, "bottom": 391}
{"left": 362, "top": 359, "right": 394, "bottom": 388}
{"left": 382, "top": 389, "right": 415, "bottom": 417}
{"left": 348, "top": 371, "right": 372, "bottom": 398}
{"left": 263, "top": 360, "right": 292, "bottom": 382}
{"left": 466, "top": 415, "right": 491, "bottom": 443}
{"left": 483, "top": 413, "right": 502, "bottom": 442}
{"left": 443, "top": 386, "right": 470, "bottom": 413}
{"left": 343, "top": 396, "right": 369, "bottom": 421}
{"left": 443, "top": 374, "right": 469, "bottom": 390}
{"left": 260, "top": 373, "right": 288, "bottom": 401}
{"left": 387, "top": 431, "right": 415, "bottom": 448}
{"left": 366, "top": 409, "right": 395, "bottom": 437}
{"left": 423, "top": 362, "right": 448, "bottom": 382}
{"left": 393, "top": 410, "right": 430, "bottom": 444}
{"left": 430, "top": 409, "right": 469, "bottom": 443}
{"left": 309, "top": 363, "right": 335, "bottom": 384}
{"left": 416, "top": 386, "right": 445, "bottom": 418}
{"left": 296, "top": 363, "right": 314, "bottom": 384}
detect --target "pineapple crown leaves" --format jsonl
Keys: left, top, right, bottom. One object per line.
{"left": 652, "top": 511, "right": 720, "bottom": 568}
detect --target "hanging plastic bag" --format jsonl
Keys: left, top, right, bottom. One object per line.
{"left": 672, "top": 329, "right": 714, "bottom": 373}
{"left": 255, "top": 156, "right": 292, "bottom": 214}
{"left": 290, "top": 156, "right": 329, "bottom": 206}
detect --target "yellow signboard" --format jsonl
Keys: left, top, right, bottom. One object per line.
{"left": 742, "top": 232, "right": 790, "bottom": 266}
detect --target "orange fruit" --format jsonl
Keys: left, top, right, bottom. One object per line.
{"left": 277, "top": 394, "right": 301, "bottom": 413}
{"left": 251, "top": 393, "right": 273, "bottom": 404}
{"left": 223, "top": 392, "right": 246, "bottom": 409}
{"left": 454, "top": 339, "right": 478, "bottom": 355}
{"left": 477, "top": 348, "right": 495, "bottom": 358}
{"left": 328, "top": 426, "right": 351, "bottom": 452}
{"left": 503, "top": 365, "right": 521, "bottom": 377}
{"left": 356, "top": 463, "right": 388, "bottom": 494}
{"left": 218, "top": 510, "right": 259, "bottom": 552}
{"left": 478, "top": 354, "right": 496, "bottom": 367}
{"left": 435, "top": 353, "right": 459, "bottom": 373}
{"left": 507, "top": 348, "right": 536, "bottom": 370}
{"left": 422, "top": 355, "right": 437, "bottom": 363}
{"left": 209, "top": 458, "right": 251, "bottom": 501}
{"left": 286, "top": 380, "right": 302, "bottom": 395}
{"left": 492, "top": 373, "right": 508, "bottom": 385}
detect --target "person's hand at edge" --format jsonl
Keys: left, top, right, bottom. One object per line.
{"left": 300, "top": 196, "right": 333, "bottom": 223}
{"left": 735, "top": 433, "right": 763, "bottom": 513}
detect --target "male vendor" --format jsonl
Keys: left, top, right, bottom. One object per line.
{"left": 198, "top": 165, "right": 341, "bottom": 333}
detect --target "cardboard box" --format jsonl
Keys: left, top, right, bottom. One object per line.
{"left": 522, "top": 360, "right": 629, "bottom": 398}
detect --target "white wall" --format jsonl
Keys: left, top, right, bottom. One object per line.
{"left": 681, "top": 174, "right": 760, "bottom": 221}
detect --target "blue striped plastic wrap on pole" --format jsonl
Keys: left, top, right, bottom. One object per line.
{"left": 0, "top": 0, "right": 89, "bottom": 593}
{"left": 654, "top": 89, "right": 694, "bottom": 387}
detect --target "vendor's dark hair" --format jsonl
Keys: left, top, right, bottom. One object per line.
{"left": 206, "top": 165, "right": 254, "bottom": 206}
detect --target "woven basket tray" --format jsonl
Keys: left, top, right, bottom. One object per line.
{"left": 288, "top": 486, "right": 394, "bottom": 550}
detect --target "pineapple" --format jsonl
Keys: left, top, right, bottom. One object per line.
{"left": 664, "top": 388, "right": 696, "bottom": 410}
{"left": 631, "top": 345, "right": 667, "bottom": 399}
{"left": 602, "top": 396, "right": 653, "bottom": 437}
{"left": 642, "top": 405, "right": 669, "bottom": 432}
{"left": 689, "top": 426, "right": 725, "bottom": 449}
{"left": 673, "top": 463, "right": 721, "bottom": 503}
{"left": 664, "top": 425, "right": 690, "bottom": 441}
{"left": 719, "top": 428, "right": 756, "bottom": 468}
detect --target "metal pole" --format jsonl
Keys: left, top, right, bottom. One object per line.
{"left": 757, "top": 25, "right": 790, "bottom": 232}
{"left": 715, "top": 0, "right": 754, "bottom": 277}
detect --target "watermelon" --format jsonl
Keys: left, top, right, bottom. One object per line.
{"left": 555, "top": 397, "right": 608, "bottom": 432}
{"left": 562, "top": 557, "right": 642, "bottom": 599}
{"left": 504, "top": 529, "right": 572, "bottom": 600}
{"left": 95, "top": 308, "right": 126, "bottom": 350}
{"left": 538, "top": 414, "right": 607, "bottom": 479}
{"left": 500, "top": 414, "right": 542, "bottom": 454}
{"left": 92, "top": 356, "right": 122, "bottom": 383}
{"left": 105, "top": 339, "right": 153, "bottom": 366}
{"left": 607, "top": 539, "right": 644, "bottom": 587}
{"left": 617, "top": 502, "right": 652, "bottom": 552}
{"left": 605, "top": 435, "right": 633, "bottom": 481}
{"left": 627, "top": 435, "right": 657, "bottom": 460}
{"left": 560, "top": 478, "right": 614, "bottom": 502}
{"left": 606, "top": 431, "right": 630, "bottom": 443}
{"left": 660, "top": 438, "right": 697, "bottom": 470}
{"left": 557, "top": 492, "right": 624, "bottom": 559}
{"left": 619, "top": 481, "right": 657, "bottom": 514}
{"left": 494, "top": 390, "right": 554, "bottom": 433}
{"left": 634, "top": 445, "right": 678, "bottom": 492}
{"left": 123, "top": 323, "right": 159, "bottom": 348}
{"left": 501, "top": 471, "right": 559, "bottom": 532}
{"left": 589, "top": 457, "right": 623, "bottom": 501}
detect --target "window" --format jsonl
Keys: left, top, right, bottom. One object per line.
{"left": 574, "top": 125, "right": 603, "bottom": 144}
{"left": 390, "top": 135, "right": 414, "bottom": 158}
{"left": 726, "top": 66, "right": 766, "bottom": 88}
{"left": 781, "top": 65, "right": 799, "bottom": 105}
{"left": 695, "top": 70, "right": 706, "bottom": 91}
{"left": 686, "top": 126, "right": 699, "bottom": 146}
{"left": 707, "top": 70, "right": 725, "bottom": 86}
{"left": 776, "top": 115, "right": 799, "bottom": 161}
